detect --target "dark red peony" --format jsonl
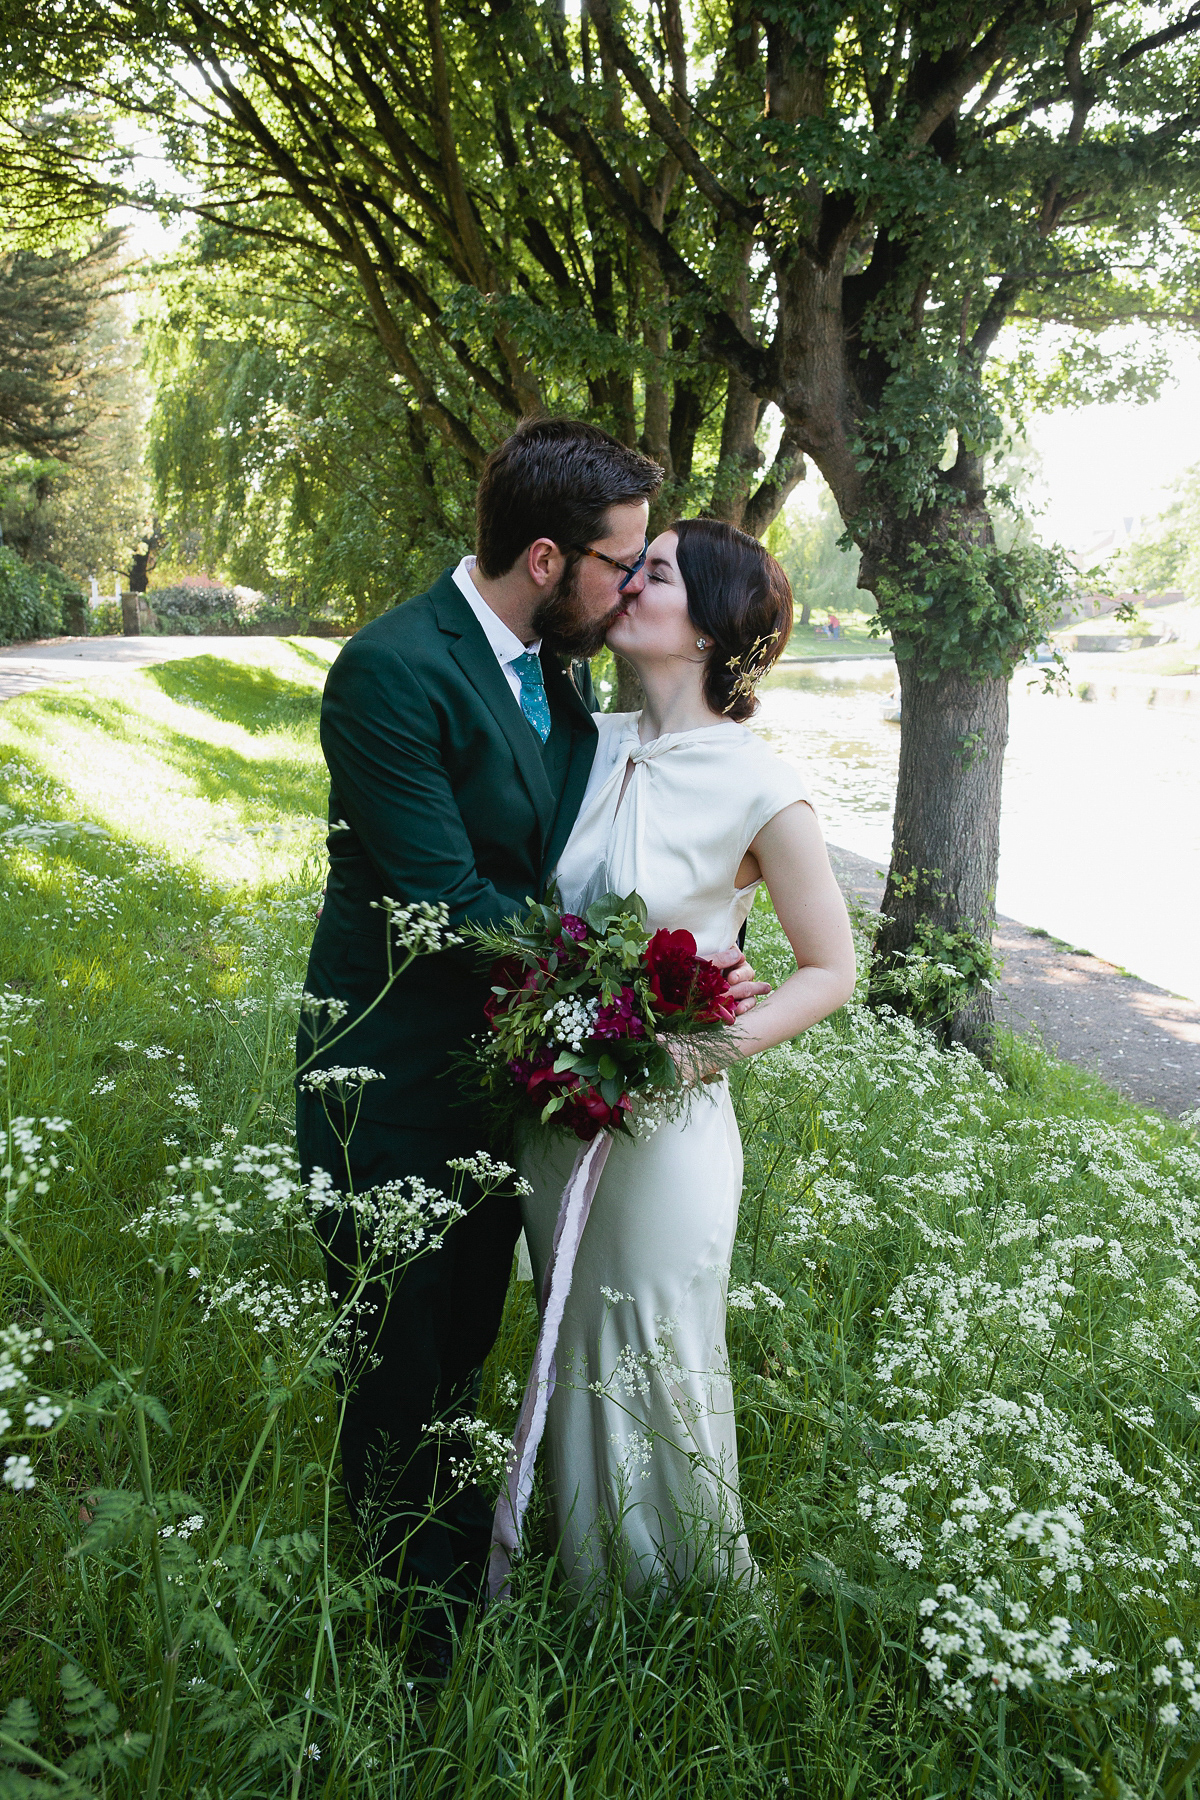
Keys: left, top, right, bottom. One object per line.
{"left": 561, "top": 1084, "right": 632, "bottom": 1141}
{"left": 644, "top": 928, "right": 736, "bottom": 1025}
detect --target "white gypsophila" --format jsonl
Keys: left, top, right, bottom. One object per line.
{"left": 543, "top": 994, "right": 601, "bottom": 1054}
{"left": 3, "top": 1453, "right": 36, "bottom": 1491}
{"left": 371, "top": 896, "right": 462, "bottom": 955}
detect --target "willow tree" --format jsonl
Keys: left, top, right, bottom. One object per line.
{"left": 9, "top": 0, "right": 1200, "bottom": 1043}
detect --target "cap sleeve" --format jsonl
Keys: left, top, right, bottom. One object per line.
{"left": 741, "top": 736, "right": 816, "bottom": 846}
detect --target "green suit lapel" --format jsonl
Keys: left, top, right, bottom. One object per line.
{"left": 431, "top": 573, "right": 557, "bottom": 838}
{"left": 541, "top": 655, "right": 599, "bottom": 880}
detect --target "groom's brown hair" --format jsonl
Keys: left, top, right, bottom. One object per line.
{"left": 475, "top": 418, "right": 662, "bottom": 578}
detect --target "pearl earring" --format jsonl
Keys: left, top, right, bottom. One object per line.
{"left": 695, "top": 636, "right": 707, "bottom": 649}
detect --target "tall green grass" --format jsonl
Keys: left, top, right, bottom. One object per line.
{"left": 1, "top": 645, "right": 1198, "bottom": 1799}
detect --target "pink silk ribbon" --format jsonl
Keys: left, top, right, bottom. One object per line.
{"left": 488, "top": 1131, "right": 614, "bottom": 1599}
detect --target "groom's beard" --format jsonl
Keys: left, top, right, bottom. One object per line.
{"left": 532, "top": 562, "right": 625, "bottom": 659}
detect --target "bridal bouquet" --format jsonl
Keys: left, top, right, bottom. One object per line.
{"left": 470, "top": 890, "right": 737, "bottom": 1143}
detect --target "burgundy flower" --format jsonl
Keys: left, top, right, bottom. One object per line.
{"left": 560, "top": 1083, "right": 632, "bottom": 1141}
{"left": 593, "top": 986, "right": 646, "bottom": 1041}
{"left": 643, "top": 928, "right": 736, "bottom": 1025}
{"left": 484, "top": 957, "right": 540, "bottom": 1027}
{"left": 559, "top": 914, "right": 588, "bottom": 942}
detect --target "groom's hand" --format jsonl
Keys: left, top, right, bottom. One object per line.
{"left": 710, "top": 946, "right": 771, "bottom": 1016}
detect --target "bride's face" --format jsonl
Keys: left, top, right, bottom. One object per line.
{"left": 606, "top": 531, "right": 699, "bottom": 666}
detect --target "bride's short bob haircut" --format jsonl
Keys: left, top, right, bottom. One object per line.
{"left": 672, "top": 518, "right": 793, "bottom": 722}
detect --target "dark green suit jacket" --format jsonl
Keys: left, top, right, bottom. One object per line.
{"left": 300, "top": 568, "right": 599, "bottom": 1140}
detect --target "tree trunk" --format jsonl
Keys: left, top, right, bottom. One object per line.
{"left": 614, "top": 654, "right": 644, "bottom": 713}
{"left": 872, "top": 660, "right": 1010, "bottom": 1055}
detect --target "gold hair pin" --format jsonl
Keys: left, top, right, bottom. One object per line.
{"left": 722, "top": 630, "right": 781, "bottom": 712}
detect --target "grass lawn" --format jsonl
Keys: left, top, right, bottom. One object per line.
{"left": 784, "top": 610, "right": 891, "bottom": 659}
{"left": 2, "top": 645, "right": 1199, "bottom": 1798}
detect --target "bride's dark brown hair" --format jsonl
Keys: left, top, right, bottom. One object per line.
{"left": 671, "top": 518, "right": 793, "bottom": 722}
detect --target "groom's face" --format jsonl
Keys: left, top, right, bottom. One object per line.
{"left": 533, "top": 500, "right": 650, "bottom": 659}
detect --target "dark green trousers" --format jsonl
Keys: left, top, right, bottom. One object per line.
{"left": 296, "top": 1093, "right": 521, "bottom": 1617}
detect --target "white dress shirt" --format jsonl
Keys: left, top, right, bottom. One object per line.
{"left": 452, "top": 556, "right": 542, "bottom": 707}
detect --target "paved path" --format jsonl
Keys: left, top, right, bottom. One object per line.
{"left": 5, "top": 637, "right": 1195, "bottom": 1116}
{"left": 828, "top": 845, "right": 1200, "bottom": 1118}
{"left": 0, "top": 634, "right": 301, "bottom": 701}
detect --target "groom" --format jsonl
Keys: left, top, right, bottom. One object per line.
{"left": 296, "top": 417, "right": 758, "bottom": 1640}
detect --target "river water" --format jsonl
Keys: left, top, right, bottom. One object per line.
{"left": 753, "top": 661, "right": 1200, "bottom": 1002}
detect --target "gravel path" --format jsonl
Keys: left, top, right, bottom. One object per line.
{"left": 5, "top": 637, "right": 1196, "bottom": 1116}
{"left": 0, "top": 633, "right": 313, "bottom": 700}
{"left": 828, "top": 844, "right": 1200, "bottom": 1118}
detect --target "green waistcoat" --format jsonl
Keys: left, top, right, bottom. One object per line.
{"left": 299, "top": 568, "right": 599, "bottom": 1138}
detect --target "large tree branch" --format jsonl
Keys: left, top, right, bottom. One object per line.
{"left": 908, "top": 2, "right": 1035, "bottom": 146}
{"left": 741, "top": 422, "right": 806, "bottom": 538}
{"left": 539, "top": 100, "right": 772, "bottom": 391}
{"left": 583, "top": 0, "right": 759, "bottom": 228}
{"left": 1117, "top": 2, "right": 1200, "bottom": 66}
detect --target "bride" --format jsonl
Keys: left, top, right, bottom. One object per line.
{"left": 518, "top": 517, "right": 856, "bottom": 1597}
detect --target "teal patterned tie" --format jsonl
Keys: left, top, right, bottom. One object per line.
{"left": 511, "top": 651, "right": 551, "bottom": 743}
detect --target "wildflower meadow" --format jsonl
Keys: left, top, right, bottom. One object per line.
{"left": 2, "top": 643, "right": 1199, "bottom": 1798}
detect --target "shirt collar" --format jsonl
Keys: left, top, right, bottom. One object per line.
{"left": 452, "top": 556, "right": 542, "bottom": 664}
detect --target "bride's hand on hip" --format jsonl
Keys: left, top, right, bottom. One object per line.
{"left": 709, "top": 944, "right": 770, "bottom": 1016}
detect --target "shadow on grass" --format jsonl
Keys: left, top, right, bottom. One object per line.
{"left": 147, "top": 656, "right": 324, "bottom": 734}
{"left": 3, "top": 678, "right": 325, "bottom": 821}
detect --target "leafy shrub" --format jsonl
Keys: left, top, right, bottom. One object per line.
{"left": 89, "top": 599, "right": 123, "bottom": 634}
{"left": 145, "top": 582, "right": 322, "bottom": 636}
{"left": 30, "top": 560, "right": 86, "bottom": 634}
{"left": 0, "top": 545, "right": 63, "bottom": 644}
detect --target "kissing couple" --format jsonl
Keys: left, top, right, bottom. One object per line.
{"left": 295, "top": 416, "right": 855, "bottom": 1657}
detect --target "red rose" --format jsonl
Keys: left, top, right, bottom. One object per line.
{"left": 644, "top": 929, "right": 736, "bottom": 1025}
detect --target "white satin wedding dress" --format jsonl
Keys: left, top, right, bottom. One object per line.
{"left": 518, "top": 712, "right": 811, "bottom": 1596}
